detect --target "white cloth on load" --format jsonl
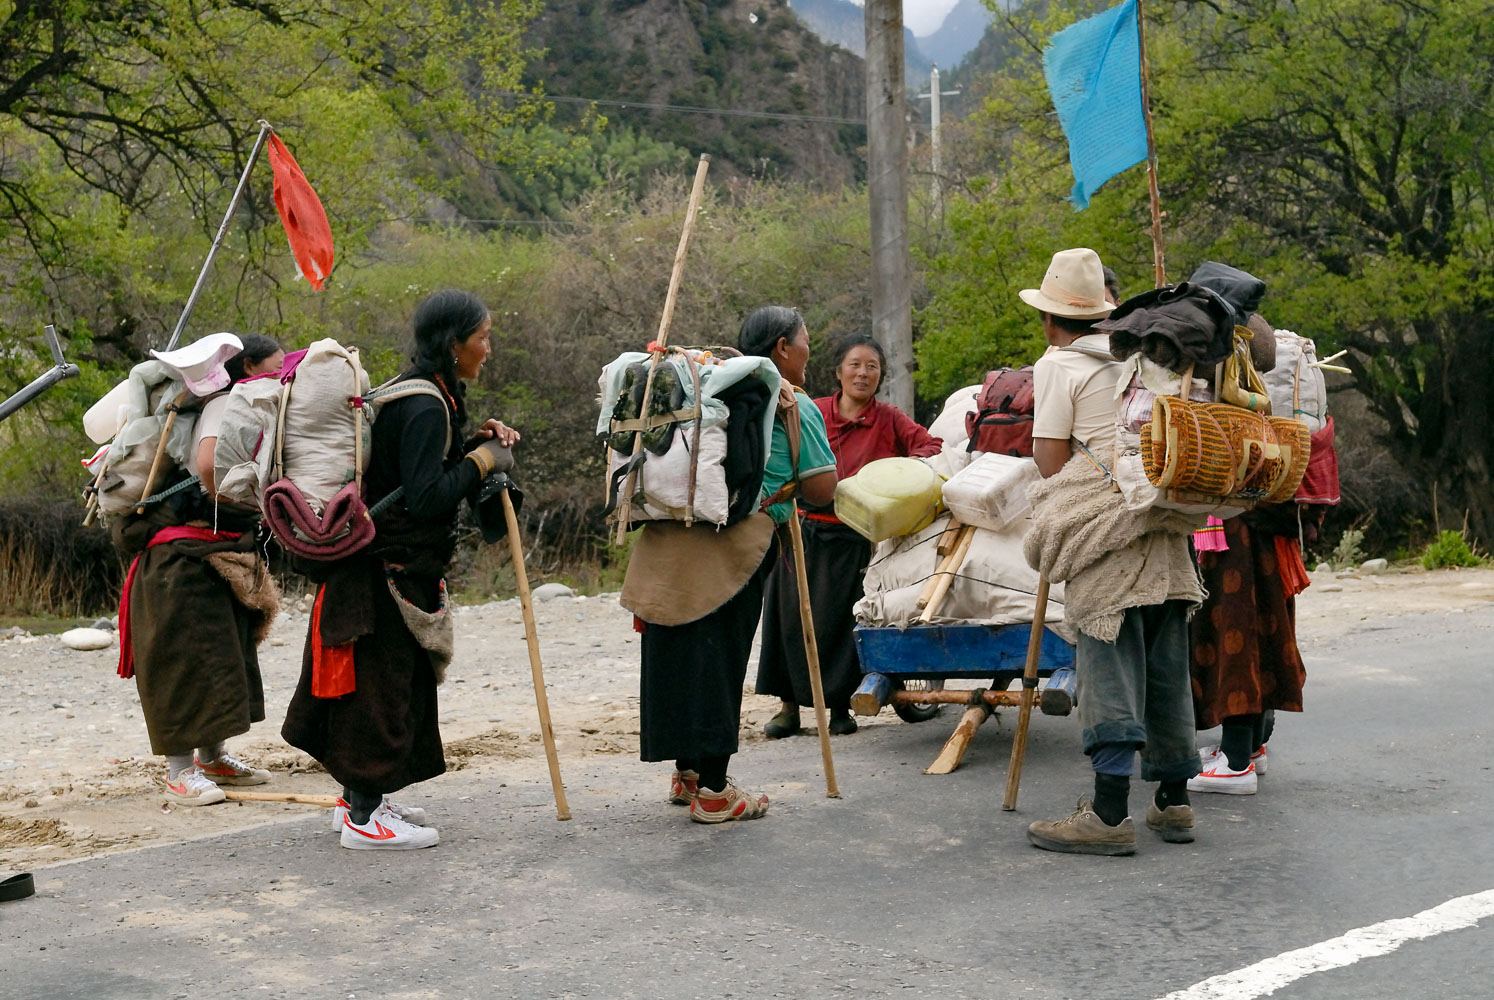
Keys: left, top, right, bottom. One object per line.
{"left": 279, "top": 339, "right": 371, "bottom": 512}
{"left": 597, "top": 352, "right": 781, "bottom": 527}
{"left": 854, "top": 512, "right": 1075, "bottom": 643}
{"left": 95, "top": 361, "right": 197, "bottom": 515}
{"left": 924, "top": 384, "right": 981, "bottom": 478}
{"left": 1262, "top": 328, "right": 1327, "bottom": 432}
{"left": 213, "top": 376, "right": 285, "bottom": 508}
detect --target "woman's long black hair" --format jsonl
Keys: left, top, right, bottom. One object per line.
{"left": 224, "top": 333, "right": 283, "bottom": 383}
{"left": 410, "top": 288, "right": 488, "bottom": 430}
{"left": 737, "top": 305, "right": 804, "bottom": 358}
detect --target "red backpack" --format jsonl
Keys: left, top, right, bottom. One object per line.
{"left": 965, "top": 366, "right": 1035, "bottom": 456}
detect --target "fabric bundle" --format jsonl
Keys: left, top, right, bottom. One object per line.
{"left": 263, "top": 479, "right": 375, "bottom": 561}
{"left": 1096, "top": 282, "right": 1238, "bottom": 372}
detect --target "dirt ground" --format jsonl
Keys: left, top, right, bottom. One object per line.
{"left": 3, "top": 565, "right": 1491, "bottom": 872}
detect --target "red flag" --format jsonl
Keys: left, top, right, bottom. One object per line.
{"left": 267, "top": 134, "right": 334, "bottom": 289}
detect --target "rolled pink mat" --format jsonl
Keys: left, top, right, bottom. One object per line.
{"left": 264, "top": 479, "right": 375, "bottom": 561}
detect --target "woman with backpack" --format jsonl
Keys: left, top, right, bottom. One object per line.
{"left": 756, "top": 334, "right": 941, "bottom": 738}
{"left": 281, "top": 289, "right": 519, "bottom": 851}
{"left": 621, "top": 306, "right": 838, "bottom": 823}
{"left": 115, "top": 333, "right": 285, "bottom": 807}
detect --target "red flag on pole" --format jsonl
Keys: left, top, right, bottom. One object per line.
{"left": 266, "top": 134, "right": 334, "bottom": 289}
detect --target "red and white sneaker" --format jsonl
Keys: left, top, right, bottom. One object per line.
{"left": 196, "top": 752, "right": 271, "bottom": 786}
{"left": 669, "top": 769, "right": 699, "bottom": 805}
{"left": 1188, "top": 757, "right": 1258, "bottom": 795}
{"left": 165, "top": 767, "right": 226, "bottom": 806}
{"left": 339, "top": 805, "right": 439, "bottom": 851}
{"left": 1198, "top": 743, "right": 1268, "bottom": 776}
{"left": 690, "top": 779, "right": 769, "bottom": 824}
{"left": 331, "top": 796, "right": 428, "bottom": 830}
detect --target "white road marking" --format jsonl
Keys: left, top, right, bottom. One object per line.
{"left": 1159, "top": 888, "right": 1494, "bottom": 1000}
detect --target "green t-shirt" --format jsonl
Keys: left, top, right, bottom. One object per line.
{"left": 762, "top": 389, "right": 838, "bottom": 523}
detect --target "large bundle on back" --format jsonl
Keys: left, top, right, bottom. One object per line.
{"left": 599, "top": 348, "right": 780, "bottom": 528}
{"left": 82, "top": 361, "right": 197, "bottom": 516}
{"left": 277, "top": 339, "right": 371, "bottom": 511}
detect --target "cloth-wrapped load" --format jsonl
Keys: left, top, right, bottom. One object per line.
{"left": 854, "top": 512, "right": 1075, "bottom": 642}
{"left": 599, "top": 350, "right": 780, "bottom": 528}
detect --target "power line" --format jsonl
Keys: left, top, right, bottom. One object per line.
{"left": 504, "top": 91, "right": 866, "bottom": 127}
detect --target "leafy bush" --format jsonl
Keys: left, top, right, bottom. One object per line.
{"left": 1420, "top": 530, "right": 1485, "bottom": 570}
{"left": 1327, "top": 528, "right": 1367, "bottom": 571}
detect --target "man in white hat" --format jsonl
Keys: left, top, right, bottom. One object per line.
{"left": 1020, "top": 248, "right": 1205, "bottom": 856}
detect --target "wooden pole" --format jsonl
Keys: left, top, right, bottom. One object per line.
{"left": 918, "top": 524, "right": 975, "bottom": 622}
{"left": 865, "top": 0, "right": 914, "bottom": 414}
{"left": 1135, "top": 0, "right": 1166, "bottom": 288}
{"left": 613, "top": 154, "right": 712, "bottom": 544}
{"left": 925, "top": 703, "right": 992, "bottom": 775}
{"left": 134, "top": 391, "right": 191, "bottom": 515}
{"left": 1002, "top": 578, "right": 1051, "bottom": 811}
{"left": 222, "top": 790, "right": 339, "bottom": 807}
{"left": 785, "top": 503, "right": 841, "bottom": 798}
{"left": 502, "top": 488, "right": 572, "bottom": 821}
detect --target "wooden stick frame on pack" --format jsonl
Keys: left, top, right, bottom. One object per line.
{"left": 612, "top": 154, "right": 712, "bottom": 545}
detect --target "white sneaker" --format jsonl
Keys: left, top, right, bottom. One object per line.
{"left": 1188, "top": 757, "right": 1258, "bottom": 795}
{"left": 1198, "top": 743, "right": 1268, "bottom": 776}
{"left": 196, "top": 751, "right": 272, "bottom": 786}
{"left": 339, "top": 804, "right": 439, "bottom": 851}
{"left": 331, "top": 796, "right": 428, "bottom": 830}
{"left": 165, "top": 767, "right": 227, "bottom": 806}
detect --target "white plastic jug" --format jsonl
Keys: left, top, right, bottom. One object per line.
{"left": 941, "top": 452, "right": 1040, "bottom": 531}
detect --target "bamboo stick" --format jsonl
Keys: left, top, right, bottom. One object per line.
{"left": 1002, "top": 578, "right": 1051, "bottom": 811}
{"left": 786, "top": 503, "right": 840, "bottom": 798}
{"left": 1135, "top": 0, "right": 1166, "bottom": 288}
{"left": 503, "top": 487, "right": 572, "bottom": 821}
{"left": 134, "top": 391, "right": 190, "bottom": 515}
{"left": 614, "top": 154, "right": 712, "bottom": 544}
{"left": 917, "top": 522, "right": 970, "bottom": 610}
{"left": 222, "top": 791, "right": 339, "bottom": 807}
{"left": 918, "top": 524, "right": 974, "bottom": 622}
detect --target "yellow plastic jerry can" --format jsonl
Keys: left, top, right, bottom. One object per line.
{"left": 834, "top": 457, "right": 945, "bottom": 542}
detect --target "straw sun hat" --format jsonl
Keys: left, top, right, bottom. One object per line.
{"left": 1018, "top": 248, "right": 1115, "bottom": 321}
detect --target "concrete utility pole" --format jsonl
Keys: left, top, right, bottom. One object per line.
{"left": 917, "top": 65, "right": 961, "bottom": 217}
{"left": 865, "top": 0, "right": 914, "bottom": 414}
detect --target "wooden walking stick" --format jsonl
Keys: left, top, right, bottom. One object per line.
{"left": 134, "top": 390, "right": 192, "bottom": 515}
{"left": 614, "top": 153, "right": 712, "bottom": 544}
{"left": 1002, "top": 576, "right": 1051, "bottom": 810}
{"left": 785, "top": 501, "right": 841, "bottom": 798}
{"left": 223, "top": 790, "right": 339, "bottom": 807}
{"left": 500, "top": 482, "right": 572, "bottom": 821}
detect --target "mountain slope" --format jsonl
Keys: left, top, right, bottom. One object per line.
{"left": 786, "top": 0, "right": 932, "bottom": 81}
{"left": 523, "top": 0, "right": 868, "bottom": 186}
{"left": 916, "top": 0, "right": 996, "bottom": 69}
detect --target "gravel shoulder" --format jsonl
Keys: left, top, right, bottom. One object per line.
{"left": 3, "top": 565, "right": 1491, "bottom": 872}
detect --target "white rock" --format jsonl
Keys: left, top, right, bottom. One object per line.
{"left": 532, "top": 583, "right": 576, "bottom": 602}
{"left": 1320, "top": 584, "right": 1344, "bottom": 592}
{"left": 1361, "top": 558, "right": 1389, "bottom": 573}
{"left": 59, "top": 628, "right": 115, "bottom": 651}
{"left": 1314, "top": 562, "right": 1332, "bottom": 573}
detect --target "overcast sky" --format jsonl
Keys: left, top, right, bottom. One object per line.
{"left": 840, "top": 0, "right": 965, "bottom": 37}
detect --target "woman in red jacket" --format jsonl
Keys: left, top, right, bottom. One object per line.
{"left": 756, "top": 334, "right": 942, "bottom": 737}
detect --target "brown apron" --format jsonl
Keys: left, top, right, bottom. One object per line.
{"left": 621, "top": 512, "right": 776, "bottom": 626}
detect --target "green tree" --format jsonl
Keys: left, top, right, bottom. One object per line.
{"left": 924, "top": 0, "right": 1493, "bottom": 543}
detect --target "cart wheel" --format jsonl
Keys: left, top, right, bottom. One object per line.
{"left": 892, "top": 678, "right": 944, "bottom": 723}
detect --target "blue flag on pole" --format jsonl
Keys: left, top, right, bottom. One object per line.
{"left": 1043, "top": 0, "right": 1147, "bottom": 210}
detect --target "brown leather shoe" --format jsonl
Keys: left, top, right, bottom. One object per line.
{"left": 1145, "top": 800, "right": 1196, "bottom": 843}
{"left": 1027, "top": 796, "right": 1136, "bottom": 856}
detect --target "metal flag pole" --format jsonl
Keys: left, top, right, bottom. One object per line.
{"left": 164, "top": 120, "right": 275, "bottom": 352}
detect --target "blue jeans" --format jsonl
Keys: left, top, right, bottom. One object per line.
{"left": 1076, "top": 600, "right": 1201, "bottom": 783}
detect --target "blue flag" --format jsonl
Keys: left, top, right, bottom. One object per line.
{"left": 1043, "top": 0, "right": 1148, "bottom": 209}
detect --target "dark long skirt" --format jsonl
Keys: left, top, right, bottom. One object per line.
{"left": 639, "top": 540, "right": 777, "bottom": 762}
{"left": 130, "top": 543, "right": 264, "bottom": 756}
{"left": 755, "top": 518, "right": 871, "bottom": 711}
{"left": 282, "top": 569, "right": 444, "bottom": 794}
{"left": 1191, "top": 516, "right": 1306, "bottom": 730}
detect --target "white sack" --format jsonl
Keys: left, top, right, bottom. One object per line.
{"left": 279, "top": 339, "right": 371, "bottom": 512}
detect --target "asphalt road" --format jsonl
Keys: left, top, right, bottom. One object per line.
{"left": 4, "top": 605, "right": 1492, "bottom": 1000}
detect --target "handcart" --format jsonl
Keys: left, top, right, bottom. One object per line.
{"left": 850, "top": 623, "right": 1077, "bottom": 777}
